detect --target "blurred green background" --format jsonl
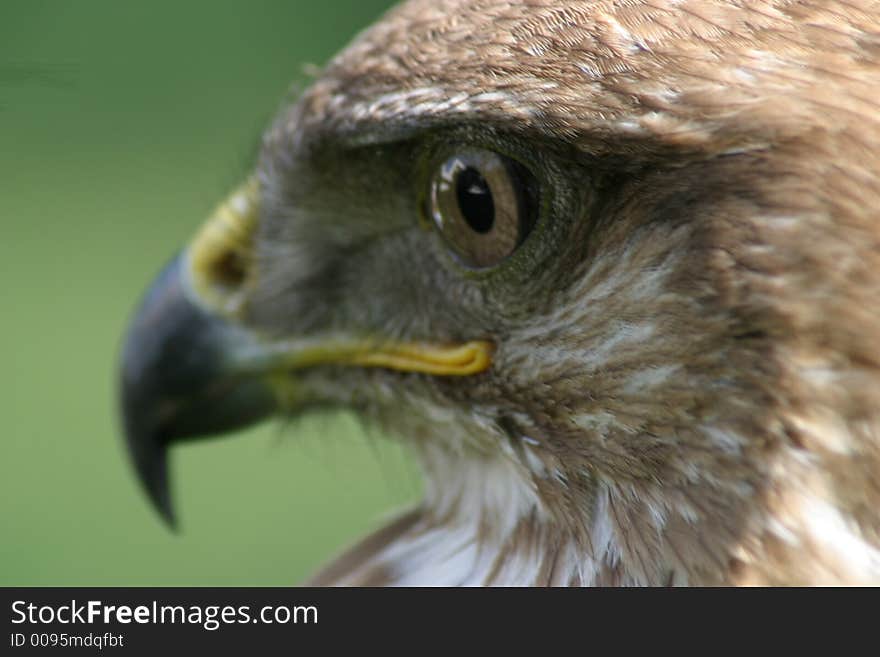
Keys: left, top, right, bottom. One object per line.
{"left": 0, "top": 0, "right": 422, "bottom": 585}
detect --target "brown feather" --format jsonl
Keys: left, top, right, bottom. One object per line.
{"left": 249, "top": 0, "right": 880, "bottom": 585}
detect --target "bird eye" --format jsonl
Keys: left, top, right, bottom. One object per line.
{"left": 428, "top": 149, "right": 539, "bottom": 268}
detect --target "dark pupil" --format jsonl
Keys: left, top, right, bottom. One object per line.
{"left": 455, "top": 166, "right": 494, "bottom": 234}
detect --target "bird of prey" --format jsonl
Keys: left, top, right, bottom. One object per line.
{"left": 119, "top": 0, "right": 880, "bottom": 585}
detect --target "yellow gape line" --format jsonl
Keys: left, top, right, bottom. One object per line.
{"left": 188, "top": 177, "right": 260, "bottom": 314}
{"left": 346, "top": 340, "right": 494, "bottom": 376}
{"left": 241, "top": 338, "right": 496, "bottom": 377}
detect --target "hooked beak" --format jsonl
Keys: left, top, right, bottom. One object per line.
{"left": 118, "top": 180, "right": 493, "bottom": 527}
{"left": 119, "top": 253, "right": 277, "bottom": 527}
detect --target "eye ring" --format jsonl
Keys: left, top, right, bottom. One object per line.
{"left": 427, "top": 148, "right": 539, "bottom": 269}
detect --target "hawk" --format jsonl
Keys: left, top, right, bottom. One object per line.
{"left": 119, "top": 0, "right": 880, "bottom": 585}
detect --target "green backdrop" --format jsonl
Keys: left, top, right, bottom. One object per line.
{"left": 0, "top": 0, "right": 421, "bottom": 585}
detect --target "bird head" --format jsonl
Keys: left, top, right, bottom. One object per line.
{"left": 120, "top": 0, "right": 880, "bottom": 585}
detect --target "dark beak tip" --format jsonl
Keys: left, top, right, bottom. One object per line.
{"left": 142, "top": 458, "right": 178, "bottom": 531}
{"left": 123, "top": 420, "right": 179, "bottom": 530}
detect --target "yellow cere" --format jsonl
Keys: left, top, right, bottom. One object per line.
{"left": 187, "top": 177, "right": 260, "bottom": 315}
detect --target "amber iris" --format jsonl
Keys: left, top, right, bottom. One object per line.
{"left": 429, "top": 149, "right": 538, "bottom": 268}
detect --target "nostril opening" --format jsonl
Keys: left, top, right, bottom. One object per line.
{"left": 188, "top": 177, "right": 260, "bottom": 312}
{"left": 209, "top": 248, "right": 249, "bottom": 291}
